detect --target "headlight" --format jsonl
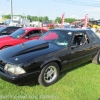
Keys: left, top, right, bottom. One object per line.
{"left": 4, "top": 64, "right": 26, "bottom": 75}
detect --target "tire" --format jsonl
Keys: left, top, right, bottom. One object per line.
{"left": 38, "top": 62, "right": 60, "bottom": 87}
{"left": 92, "top": 51, "right": 100, "bottom": 64}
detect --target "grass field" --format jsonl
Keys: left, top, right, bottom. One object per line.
{"left": 0, "top": 62, "right": 100, "bottom": 100}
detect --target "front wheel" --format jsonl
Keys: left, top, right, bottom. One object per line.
{"left": 38, "top": 62, "right": 60, "bottom": 87}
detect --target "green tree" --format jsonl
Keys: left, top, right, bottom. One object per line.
{"left": 44, "top": 16, "right": 49, "bottom": 22}
{"left": 33, "top": 16, "right": 38, "bottom": 21}
{"left": 49, "top": 20, "right": 53, "bottom": 23}
{"left": 65, "top": 18, "right": 77, "bottom": 23}
{"left": 39, "top": 16, "right": 43, "bottom": 22}
{"left": 3, "top": 14, "right": 11, "bottom": 19}
{"left": 3, "top": 14, "right": 78, "bottom": 23}
{"left": 27, "top": 15, "right": 32, "bottom": 22}
{"left": 55, "top": 17, "right": 62, "bottom": 23}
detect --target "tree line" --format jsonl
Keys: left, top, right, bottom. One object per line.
{"left": 3, "top": 14, "right": 77, "bottom": 23}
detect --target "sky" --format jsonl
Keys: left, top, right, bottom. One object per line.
{"left": 0, "top": 0, "right": 100, "bottom": 20}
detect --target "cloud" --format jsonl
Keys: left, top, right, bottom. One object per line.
{"left": 95, "top": 0, "right": 100, "bottom": 2}
{"left": 70, "top": 15, "right": 84, "bottom": 19}
{"left": 70, "top": 15, "right": 79, "bottom": 18}
{"left": 85, "top": 8, "right": 100, "bottom": 12}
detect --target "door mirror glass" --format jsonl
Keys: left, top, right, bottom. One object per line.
{"left": 25, "top": 36, "right": 29, "bottom": 39}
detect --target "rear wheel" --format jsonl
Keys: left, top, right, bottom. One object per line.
{"left": 92, "top": 51, "right": 100, "bottom": 64}
{"left": 97, "top": 53, "right": 100, "bottom": 64}
{"left": 38, "top": 62, "right": 60, "bottom": 87}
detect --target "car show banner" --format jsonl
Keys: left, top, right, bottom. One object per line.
{"left": 84, "top": 14, "right": 88, "bottom": 28}
{"left": 61, "top": 13, "right": 65, "bottom": 28}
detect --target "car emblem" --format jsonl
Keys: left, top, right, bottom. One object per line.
{"left": 15, "top": 58, "right": 18, "bottom": 61}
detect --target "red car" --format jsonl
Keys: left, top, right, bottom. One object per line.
{"left": 0, "top": 27, "right": 47, "bottom": 49}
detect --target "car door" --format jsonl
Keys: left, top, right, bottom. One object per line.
{"left": 25, "top": 30, "right": 44, "bottom": 40}
{"left": 20, "top": 29, "right": 46, "bottom": 43}
{"left": 67, "top": 31, "right": 93, "bottom": 69}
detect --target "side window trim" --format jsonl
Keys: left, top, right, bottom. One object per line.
{"left": 72, "top": 31, "right": 89, "bottom": 46}
{"left": 26, "top": 30, "right": 41, "bottom": 38}
{"left": 87, "top": 30, "right": 99, "bottom": 43}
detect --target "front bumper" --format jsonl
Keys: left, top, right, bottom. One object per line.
{"left": 0, "top": 65, "right": 40, "bottom": 85}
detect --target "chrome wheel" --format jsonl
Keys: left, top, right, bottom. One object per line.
{"left": 38, "top": 62, "right": 60, "bottom": 86}
{"left": 44, "top": 66, "right": 57, "bottom": 83}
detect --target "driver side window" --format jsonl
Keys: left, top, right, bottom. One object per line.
{"left": 26, "top": 30, "right": 41, "bottom": 38}
{"left": 73, "top": 32, "right": 89, "bottom": 46}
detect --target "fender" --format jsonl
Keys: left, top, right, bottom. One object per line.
{"left": 40, "top": 57, "right": 62, "bottom": 70}
{"left": 92, "top": 50, "right": 100, "bottom": 64}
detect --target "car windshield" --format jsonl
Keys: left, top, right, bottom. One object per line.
{"left": 0, "top": 26, "right": 7, "bottom": 32}
{"left": 10, "top": 29, "right": 26, "bottom": 39}
{"left": 39, "top": 30, "right": 73, "bottom": 47}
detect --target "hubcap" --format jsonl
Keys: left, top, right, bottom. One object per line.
{"left": 44, "top": 66, "right": 57, "bottom": 83}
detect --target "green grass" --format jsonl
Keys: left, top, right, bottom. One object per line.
{"left": 0, "top": 62, "right": 100, "bottom": 100}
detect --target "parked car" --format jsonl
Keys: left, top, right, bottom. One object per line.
{"left": 0, "top": 25, "right": 5, "bottom": 28}
{"left": 42, "top": 22, "right": 54, "bottom": 29}
{"left": 0, "top": 26, "right": 21, "bottom": 36}
{"left": 0, "top": 28, "right": 100, "bottom": 87}
{"left": 0, "top": 27, "right": 47, "bottom": 49}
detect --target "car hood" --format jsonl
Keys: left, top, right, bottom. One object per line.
{"left": 0, "top": 36, "right": 17, "bottom": 48}
{"left": 0, "top": 40, "right": 62, "bottom": 64}
{"left": 0, "top": 36, "right": 11, "bottom": 40}
{"left": 0, "top": 35, "right": 9, "bottom": 37}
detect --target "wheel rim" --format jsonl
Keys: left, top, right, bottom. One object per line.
{"left": 44, "top": 65, "right": 57, "bottom": 83}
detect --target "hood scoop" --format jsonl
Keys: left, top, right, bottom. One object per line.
{"left": 11, "top": 42, "right": 49, "bottom": 57}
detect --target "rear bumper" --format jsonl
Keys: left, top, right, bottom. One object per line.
{"left": 0, "top": 68, "right": 40, "bottom": 85}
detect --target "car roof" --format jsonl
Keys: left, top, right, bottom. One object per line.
{"left": 22, "top": 27, "right": 47, "bottom": 31}
{"left": 1, "top": 26, "right": 22, "bottom": 28}
{"left": 49, "top": 28, "right": 90, "bottom": 32}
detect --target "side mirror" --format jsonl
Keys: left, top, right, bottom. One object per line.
{"left": 25, "top": 36, "right": 29, "bottom": 39}
{"left": 71, "top": 44, "right": 78, "bottom": 49}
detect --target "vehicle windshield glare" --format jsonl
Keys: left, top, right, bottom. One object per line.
{"left": 10, "top": 29, "right": 26, "bottom": 39}
{"left": 40, "top": 30, "right": 73, "bottom": 46}
{"left": 42, "top": 32, "right": 58, "bottom": 40}
{"left": 0, "top": 26, "right": 6, "bottom": 32}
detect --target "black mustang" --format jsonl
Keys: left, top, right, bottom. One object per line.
{"left": 0, "top": 28, "right": 100, "bottom": 87}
